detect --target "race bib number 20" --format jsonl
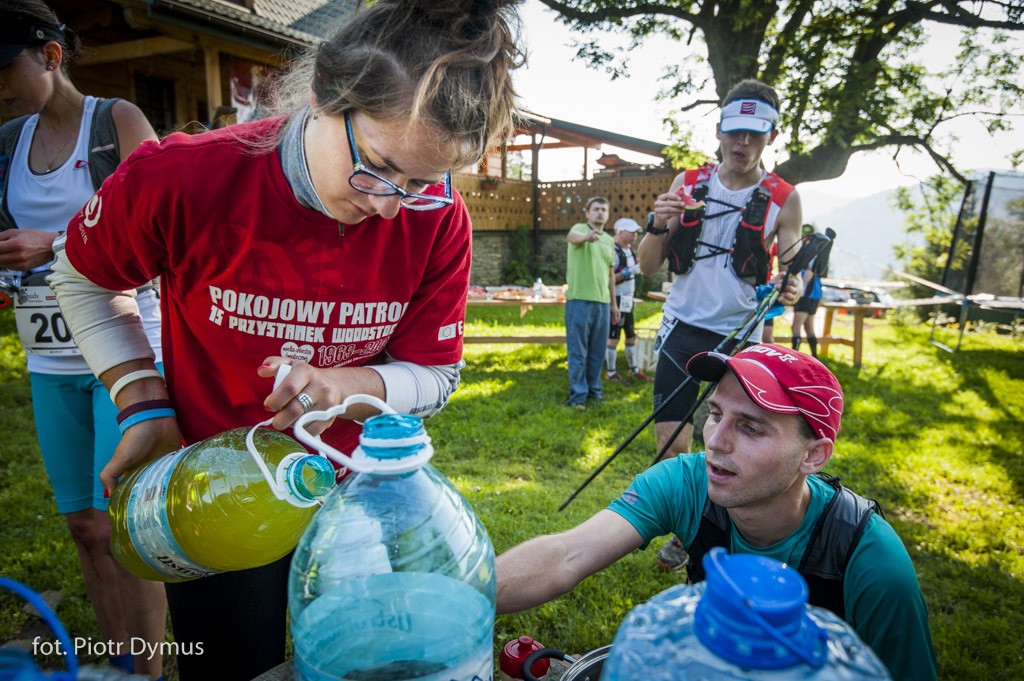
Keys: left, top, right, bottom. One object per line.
{"left": 15, "top": 273, "right": 80, "bottom": 357}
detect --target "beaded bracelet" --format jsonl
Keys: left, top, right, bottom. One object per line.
{"left": 109, "top": 369, "right": 165, "bottom": 404}
{"left": 117, "top": 399, "right": 175, "bottom": 425}
{"left": 118, "top": 408, "right": 177, "bottom": 434}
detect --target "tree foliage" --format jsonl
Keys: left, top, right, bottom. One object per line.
{"left": 538, "top": 0, "right": 1024, "bottom": 184}
{"left": 892, "top": 174, "right": 963, "bottom": 306}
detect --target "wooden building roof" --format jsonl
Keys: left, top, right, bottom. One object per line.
{"left": 144, "top": 0, "right": 357, "bottom": 48}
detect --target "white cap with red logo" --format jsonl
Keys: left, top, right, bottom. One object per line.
{"left": 719, "top": 98, "right": 779, "bottom": 134}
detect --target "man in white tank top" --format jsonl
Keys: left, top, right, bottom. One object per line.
{"left": 636, "top": 80, "right": 805, "bottom": 569}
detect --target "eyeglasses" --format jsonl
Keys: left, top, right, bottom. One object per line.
{"left": 343, "top": 111, "right": 453, "bottom": 212}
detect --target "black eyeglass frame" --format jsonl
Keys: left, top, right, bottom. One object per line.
{"left": 343, "top": 111, "right": 453, "bottom": 212}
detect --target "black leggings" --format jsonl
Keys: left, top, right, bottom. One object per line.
{"left": 652, "top": 322, "right": 728, "bottom": 423}
{"left": 165, "top": 553, "right": 291, "bottom": 681}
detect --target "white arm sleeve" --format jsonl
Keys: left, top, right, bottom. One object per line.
{"left": 48, "top": 233, "right": 154, "bottom": 376}
{"left": 369, "top": 358, "right": 464, "bottom": 418}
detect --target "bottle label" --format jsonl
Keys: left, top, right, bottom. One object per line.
{"left": 293, "top": 573, "right": 494, "bottom": 681}
{"left": 125, "top": 447, "right": 216, "bottom": 580}
{"left": 295, "top": 639, "right": 492, "bottom": 681}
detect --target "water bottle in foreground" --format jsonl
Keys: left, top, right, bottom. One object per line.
{"left": 602, "top": 547, "right": 891, "bottom": 680}
{"left": 289, "top": 405, "right": 495, "bottom": 681}
{"left": 109, "top": 424, "right": 336, "bottom": 582}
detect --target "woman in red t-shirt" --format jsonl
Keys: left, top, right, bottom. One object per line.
{"left": 51, "top": 1, "right": 525, "bottom": 678}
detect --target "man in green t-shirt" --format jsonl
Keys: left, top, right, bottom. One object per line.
{"left": 564, "top": 196, "right": 620, "bottom": 410}
{"left": 496, "top": 344, "right": 938, "bottom": 680}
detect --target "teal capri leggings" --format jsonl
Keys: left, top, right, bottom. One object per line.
{"left": 30, "top": 363, "right": 164, "bottom": 514}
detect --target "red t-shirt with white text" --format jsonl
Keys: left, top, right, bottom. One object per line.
{"left": 65, "top": 117, "right": 471, "bottom": 455}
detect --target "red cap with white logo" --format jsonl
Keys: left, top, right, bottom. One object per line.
{"left": 686, "top": 343, "right": 844, "bottom": 441}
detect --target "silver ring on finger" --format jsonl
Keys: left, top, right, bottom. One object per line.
{"left": 296, "top": 393, "right": 314, "bottom": 413}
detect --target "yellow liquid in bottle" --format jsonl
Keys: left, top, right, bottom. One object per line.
{"left": 109, "top": 427, "right": 334, "bottom": 582}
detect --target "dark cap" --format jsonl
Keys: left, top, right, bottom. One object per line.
{"left": 0, "top": 20, "right": 64, "bottom": 68}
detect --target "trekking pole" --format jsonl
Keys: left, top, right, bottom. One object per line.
{"left": 648, "top": 293, "right": 775, "bottom": 464}
{"left": 557, "top": 229, "right": 835, "bottom": 512}
{"left": 557, "top": 290, "right": 780, "bottom": 512}
{"left": 649, "top": 230, "right": 836, "bottom": 462}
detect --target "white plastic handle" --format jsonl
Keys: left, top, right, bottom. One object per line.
{"left": 244, "top": 420, "right": 322, "bottom": 508}
{"left": 292, "top": 395, "right": 434, "bottom": 475}
{"left": 273, "top": 363, "right": 292, "bottom": 390}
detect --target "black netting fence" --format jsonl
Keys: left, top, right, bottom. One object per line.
{"left": 942, "top": 171, "right": 1024, "bottom": 300}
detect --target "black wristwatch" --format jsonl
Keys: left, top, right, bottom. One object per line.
{"left": 645, "top": 212, "right": 669, "bottom": 235}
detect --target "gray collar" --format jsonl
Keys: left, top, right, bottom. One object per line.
{"left": 278, "top": 107, "right": 333, "bottom": 219}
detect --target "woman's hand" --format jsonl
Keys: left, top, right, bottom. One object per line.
{"left": 257, "top": 358, "right": 387, "bottom": 435}
{"left": 0, "top": 229, "right": 59, "bottom": 271}
{"left": 101, "top": 417, "right": 183, "bottom": 494}
{"left": 258, "top": 359, "right": 342, "bottom": 435}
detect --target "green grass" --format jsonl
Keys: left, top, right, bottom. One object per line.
{"left": 2, "top": 305, "right": 1022, "bottom": 679}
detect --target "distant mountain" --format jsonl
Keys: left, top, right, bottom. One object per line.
{"left": 799, "top": 187, "right": 918, "bottom": 280}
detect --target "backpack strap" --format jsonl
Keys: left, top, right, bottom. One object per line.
{"left": 761, "top": 171, "right": 795, "bottom": 211}
{"left": 86, "top": 97, "right": 122, "bottom": 191}
{"left": 668, "top": 164, "right": 716, "bottom": 275}
{"left": 0, "top": 116, "right": 31, "bottom": 232}
{"left": 686, "top": 472, "right": 880, "bottom": 620}
{"left": 731, "top": 171, "right": 796, "bottom": 285}
{"left": 613, "top": 243, "right": 628, "bottom": 273}
{"left": 796, "top": 473, "right": 881, "bottom": 618}
{"left": 684, "top": 497, "right": 731, "bottom": 584}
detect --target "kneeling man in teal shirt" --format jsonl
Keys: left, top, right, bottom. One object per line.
{"left": 497, "top": 343, "right": 938, "bottom": 681}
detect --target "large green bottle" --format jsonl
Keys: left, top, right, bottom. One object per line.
{"left": 108, "top": 425, "right": 336, "bottom": 582}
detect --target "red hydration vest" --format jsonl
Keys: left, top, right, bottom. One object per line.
{"left": 667, "top": 164, "right": 794, "bottom": 285}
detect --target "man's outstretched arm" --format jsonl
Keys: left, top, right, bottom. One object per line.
{"left": 496, "top": 509, "right": 644, "bottom": 615}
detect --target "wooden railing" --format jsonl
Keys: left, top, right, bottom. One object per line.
{"left": 454, "top": 170, "right": 678, "bottom": 232}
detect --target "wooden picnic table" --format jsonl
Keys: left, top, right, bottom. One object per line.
{"left": 464, "top": 296, "right": 565, "bottom": 344}
{"left": 645, "top": 292, "right": 890, "bottom": 368}
{"left": 818, "top": 301, "right": 892, "bottom": 368}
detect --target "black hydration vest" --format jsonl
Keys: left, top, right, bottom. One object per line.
{"left": 667, "top": 164, "right": 794, "bottom": 286}
{"left": 685, "top": 473, "right": 881, "bottom": 619}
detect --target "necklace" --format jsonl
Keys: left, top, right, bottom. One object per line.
{"left": 38, "top": 130, "right": 75, "bottom": 172}
{"left": 34, "top": 94, "right": 85, "bottom": 173}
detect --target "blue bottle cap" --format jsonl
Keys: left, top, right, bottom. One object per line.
{"left": 694, "top": 548, "right": 827, "bottom": 669}
{"left": 360, "top": 413, "right": 429, "bottom": 460}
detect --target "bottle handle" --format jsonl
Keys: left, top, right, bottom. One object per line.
{"left": 243, "top": 421, "right": 324, "bottom": 508}
{"left": 292, "top": 395, "right": 435, "bottom": 475}
{"left": 706, "top": 548, "right": 827, "bottom": 669}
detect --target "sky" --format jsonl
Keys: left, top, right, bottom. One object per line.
{"left": 512, "top": 0, "right": 1022, "bottom": 199}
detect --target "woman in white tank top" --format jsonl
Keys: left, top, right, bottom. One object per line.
{"left": 0, "top": 2, "right": 166, "bottom": 677}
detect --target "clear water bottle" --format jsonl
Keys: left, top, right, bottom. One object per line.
{"left": 108, "top": 422, "right": 336, "bottom": 582}
{"left": 289, "top": 397, "right": 495, "bottom": 681}
{"left": 602, "top": 547, "right": 892, "bottom": 680}
{"left": 533, "top": 277, "right": 543, "bottom": 301}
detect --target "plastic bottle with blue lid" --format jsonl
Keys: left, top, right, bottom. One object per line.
{"left": 288, "top": 395, "right": 495, "bottom": 681}
{"left": 602, "top": 547, "right": 892, "bottom": 680}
